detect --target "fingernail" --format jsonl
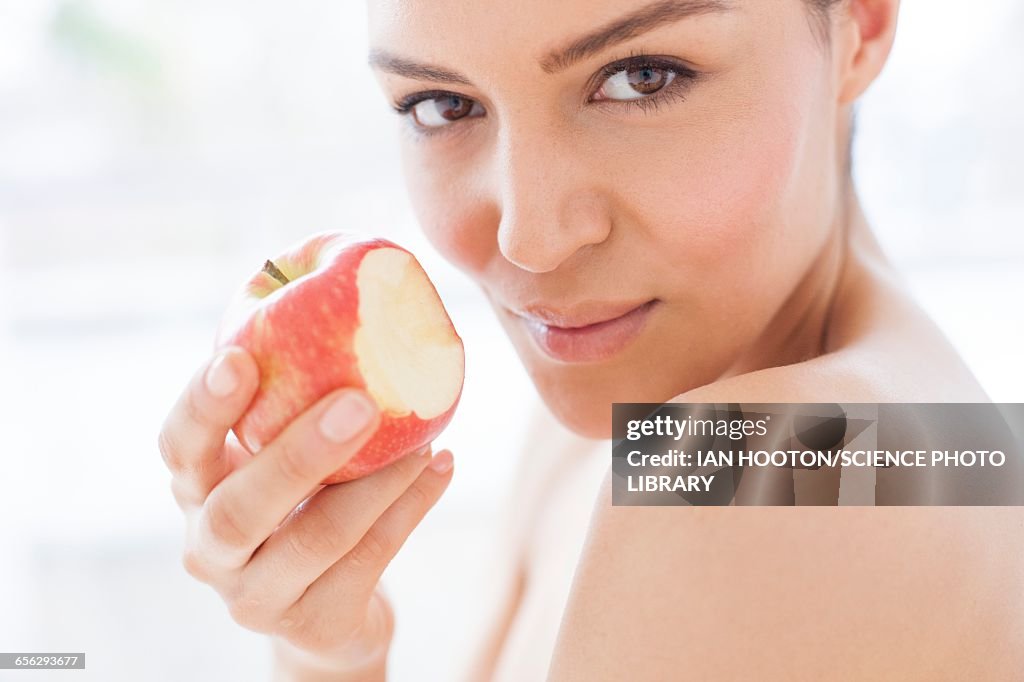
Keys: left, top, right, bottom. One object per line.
{"left": 319, "top": 392, "right": 377, "bottom": 443}
{"left": 429, "top": 450, "right": 454, "bottom": 474}
{"left": 205, "top": 352, "right": 239, "bottom": 397}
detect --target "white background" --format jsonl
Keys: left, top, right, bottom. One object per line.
{"left": 1, "top": 0, "right": 1022, "bottom": 680}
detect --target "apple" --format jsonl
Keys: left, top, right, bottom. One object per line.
{"left": 215, "top": 231, "right": 465, "bottom": 484}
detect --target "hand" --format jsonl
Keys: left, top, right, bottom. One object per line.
{"left": 158, "top": 347, "right": 454, "bottom": 676}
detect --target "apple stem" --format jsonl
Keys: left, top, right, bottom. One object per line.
{"left": 263, "top": 260, "right": 291, "bottom": 286}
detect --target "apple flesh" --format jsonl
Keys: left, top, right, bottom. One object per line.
{"left": 216, "top": 231, "right": 465, "bottom": 484}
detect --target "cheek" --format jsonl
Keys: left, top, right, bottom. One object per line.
{"left": 399, "top": 137, "right": 496, "bottom": 278}
{"left": 613, "top": 62, "right": 832, "bottom": 313}
{"left": 666, "top": 105, "right": 807, "bottom": 274}
{"left": 675, "top": 115, "right": 802, "bottom": 283}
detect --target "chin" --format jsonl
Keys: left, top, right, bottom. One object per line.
{"left": 543, "top": 393, "right": 614, "bottom": 440}
{"left": 525, "top": 359, "right": 698, "bottom": 441}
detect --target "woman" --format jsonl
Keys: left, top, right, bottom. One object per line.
{"left": 159, "top": 0, "right": 1023, "bottom": 678}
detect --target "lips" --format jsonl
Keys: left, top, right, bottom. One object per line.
{"left": 510, "top": 299, "right": 659, "bottom": 363}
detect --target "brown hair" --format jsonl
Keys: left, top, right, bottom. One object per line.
{"left": 805, "top": 0, "right": 843, "bottom": 46}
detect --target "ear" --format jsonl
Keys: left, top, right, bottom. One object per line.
{"left": 834, "top": 0, "right": 901, "bottom": 104}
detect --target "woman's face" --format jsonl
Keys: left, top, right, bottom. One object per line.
{"left": 367, "top": 0, "right": 846, "bottom": 437}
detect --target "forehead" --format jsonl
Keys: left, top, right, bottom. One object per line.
{"left": 367, "top": 0, "right": 749, "bottom": 76}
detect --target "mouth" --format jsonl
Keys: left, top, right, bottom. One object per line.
{"left": 508, "top": 299, "right": 660, "bottom": 363}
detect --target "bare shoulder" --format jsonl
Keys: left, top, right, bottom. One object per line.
{"left": 547, "top": 241, "right": 1020, "bottom": 679}
{"left": 549, "top": 481, "right": 1024, "bottom": 680}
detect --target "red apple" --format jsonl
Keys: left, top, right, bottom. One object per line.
{"left": 215, "top": 231, "right": 465, "bottom": 484}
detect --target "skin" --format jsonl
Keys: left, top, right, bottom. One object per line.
{"left": 159, "top": 355, "right": 455, "bottom": 680}
{"left": 159, "top": 0, "right": 1023, "bottom": 679}
{"left": 371, "top": 0, "right": 854, "bottom": 435}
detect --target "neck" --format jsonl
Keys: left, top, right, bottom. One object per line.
{"left": 722, "top": 182, "right": 862, "bottom": 378}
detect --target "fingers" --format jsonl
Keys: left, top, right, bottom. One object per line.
{"left": 194, "top": 388, "right": 381, "bottom": 570}
{"left": 275, "top": 450, "right": 454, "bottom": 649}
{"left": 159, "top": 347, "right": 260, "bottom": 508}
{"left": 236, "top": 445, "right": 436, "bottom": 618}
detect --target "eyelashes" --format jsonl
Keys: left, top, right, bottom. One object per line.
{"left": 391, "top": 52, "right": 701, "bottom": 137}
{"left": 588, "top": 53, "right": 699, "bottom": 108}
{"left": 392, "top": 90, "right": 467, "bottom": 117}
{"left": 392, "top": 91, "right": 486, "bottom": 134}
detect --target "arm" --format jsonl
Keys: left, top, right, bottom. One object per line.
{"left": 547, "top": 470, "right": 1024, "bottom": 680}
{"left": 271, "top": 616, "right": 388, "bottom": 682}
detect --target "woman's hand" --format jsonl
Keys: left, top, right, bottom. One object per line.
{"left": 158, "top": 347, "right": 454, "bottom": 679}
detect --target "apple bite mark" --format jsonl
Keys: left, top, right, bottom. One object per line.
{"left": 353, "top": 248, "right": 464, "bottom": 420}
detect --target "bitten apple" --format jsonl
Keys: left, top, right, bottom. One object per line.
{"left": 215, "top": 231, "right": 465, "bottom": 484}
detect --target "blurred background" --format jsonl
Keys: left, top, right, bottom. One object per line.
{"left": 0, "top": 0, "right": 1021, "bottom": 679}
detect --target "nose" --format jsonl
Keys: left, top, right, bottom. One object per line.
{"left": 493, "top": 126, "right": 612, "bottom": 273}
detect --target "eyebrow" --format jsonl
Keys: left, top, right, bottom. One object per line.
{"left": 540, "top": 0, "right": 733, "bottom": 73}
{"left": 366, "top": 50, "right": 473, "bottom": 86}
{"left": 368, "top": 0, "right": 733, "bottom": 84}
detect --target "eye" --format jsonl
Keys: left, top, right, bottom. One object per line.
{"left": 399, "top": 92, "right": 485, "bottom": 129}
{"left": 593, "top": 64, "right": 677, "bottom": 102}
